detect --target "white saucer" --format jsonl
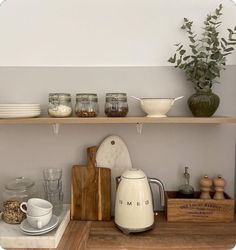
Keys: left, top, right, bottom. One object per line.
{"left": 21, "top": 223, "right": 58, "bottom": 236}
{"left": 20, "top": 215, "right": 59, "bottom": 234}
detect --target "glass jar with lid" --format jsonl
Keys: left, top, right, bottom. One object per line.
{"left": 48, "top": 93, "right": 72, "bottom": 117}
{"left": 75, "top": 93, "right": 99, "bottom": 117}
{"left": 105, "top": 93, "right": 128, "bottom": 117}
{"left": 2, "top": 177, "right": 35, "bottom": 224}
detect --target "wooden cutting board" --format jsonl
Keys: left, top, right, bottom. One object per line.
{"left": 71, "top": 146, "right": 111, "bottom": 221}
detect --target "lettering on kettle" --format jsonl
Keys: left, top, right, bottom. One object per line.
{"left": 118, "top": 200, "right": 150, "bottom": 206}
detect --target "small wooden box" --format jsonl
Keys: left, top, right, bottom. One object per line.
{"left": 165, "top": 191, "right": 234, "bottom": 222}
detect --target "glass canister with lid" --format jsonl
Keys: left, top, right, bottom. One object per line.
{"left": 2, "top": 177, "right": 35, "bottom": 224}
{"left": 75, "top": 93, "right": 99, "bottom": 117}
{"left": 105, "top": 93, "right": 128, "bottom": 117}
{"left": 48, "top": 93, "right": 72, "bottom": 117}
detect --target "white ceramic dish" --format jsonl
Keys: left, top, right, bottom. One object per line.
{"left": 0, "top": 112, "right": 40, "bottom": 118}
{"left": 0, "top": 104, "right": 41, "bottom": 118}
{"left": 27, "top": 211, "right": 52, "bottom": 229}
{"left": 0, "top": 105, "right": 40, "bottom": 107}
{"left": 131, "top": 96, "right": 184, "bottom": 117}
{"left": 0, "top": 107, "right": 40, "bottom": 110}
{"left": 0, "top": 104, "right": 40, "bottom": 107}
{"left": 0, "top": 108, "right": 40, "bottom": 111}
{"left": 20, "top": 198, "right": 53, "bottom": 217}
{"left": 21, "top": 227, "right": 56, "bottom": 236}
{"left": 0, "top": 110, "right": 40, "bottom": 113}
{"left": 20, "top": 214, "right": 59, "bottom": 234}
{"left": 0, "top": 111, "right": 40, "bottom": 117}
{"left": 20, "top": 225, "right": 58, "bottom": 236}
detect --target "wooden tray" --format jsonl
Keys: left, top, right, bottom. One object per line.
{"left": 165, "top": 191, "right": 234, "bottom": 222}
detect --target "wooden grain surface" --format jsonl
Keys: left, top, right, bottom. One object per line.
{"left": 6, "top": 212, "right": 236, "bottom": 250}
{"left": 71, "top": 146, "right": 111, "bottom": 221}
{"left": 166, "top": 191, "right": 234, "bottom": 222}
{"left": 0, "top": 116, "right": 236, "bottom": 124}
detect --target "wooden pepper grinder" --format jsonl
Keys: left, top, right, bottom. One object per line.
{"left": 213, "top": 175, "right": 226, "bottom": 200}
{"left": 200, "top": 175, "right": 212, "bottom": 199}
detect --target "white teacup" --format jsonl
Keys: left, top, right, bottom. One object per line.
{"left": 20, "top": 198, "right": 53, "bottom": 217}
{"left": 27, "top": 210, "right": 52, "bottom": 229}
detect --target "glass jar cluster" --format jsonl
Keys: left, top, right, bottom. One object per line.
{"left": 48, "top": 93, "right": 128, "bottom": 118}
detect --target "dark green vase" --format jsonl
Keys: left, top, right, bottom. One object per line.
{"left": 187, "top": 89, "right": 220, "bottom": 117}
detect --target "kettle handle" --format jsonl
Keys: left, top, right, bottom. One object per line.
{"left": 116, "top": 176, "right": 122, "bottom": 189}
{"left": 148, "top": 177, "right": 165, "bottom": 207}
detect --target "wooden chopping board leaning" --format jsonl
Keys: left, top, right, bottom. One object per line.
{"left": 71, "top": 146, "right": 111, "bottom": 221}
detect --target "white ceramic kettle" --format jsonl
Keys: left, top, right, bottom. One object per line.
{"left": 114, "top": 168, "right": 165, "bottom": 234}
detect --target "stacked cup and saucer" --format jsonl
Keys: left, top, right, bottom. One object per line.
{"left": 19, "top": 198, "right": 59, "bottom": 235}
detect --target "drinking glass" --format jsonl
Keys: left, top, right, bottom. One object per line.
{"left": 43, "top": 168, "right": 62, "bottom": 181}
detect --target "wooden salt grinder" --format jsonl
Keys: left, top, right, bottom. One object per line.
{"left": 200, "top": 175, "right": 212, "bottom": 199}
{"left": 213, "top": 175, "right": 226, "bottom": 200}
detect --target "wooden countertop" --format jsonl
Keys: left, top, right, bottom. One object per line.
{"left": 7, "top": 212, "right": 236, "bottom": 250}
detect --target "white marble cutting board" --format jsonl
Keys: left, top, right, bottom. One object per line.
{"left": 96, "top": 135, "right": 132, "bottom": 214}
{"left": 0, "top": 204, "right": 70, "bottom": 249}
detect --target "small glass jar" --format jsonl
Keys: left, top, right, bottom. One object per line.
{"left": 2, "top": 177, "right": 35, "bottom": 224}
{"left": 105, "top": 93, "right": 128, "bottom": 117}
{"left": 48, "top": 93, "right": 72, "bottom": 117}
{"left": 75, "top": 93, "right": 99, "bottom": 117}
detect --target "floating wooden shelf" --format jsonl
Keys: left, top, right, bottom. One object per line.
{"left": 0, "top": 116, "right": 236, "bottom": 125}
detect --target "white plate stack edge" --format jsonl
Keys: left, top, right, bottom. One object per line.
{"left": 0, "top": 104, "right": 41, "bottom": 118}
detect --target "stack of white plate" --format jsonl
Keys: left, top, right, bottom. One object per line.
{"left": 0, "top": 104, "right": 41, "bottom": 118}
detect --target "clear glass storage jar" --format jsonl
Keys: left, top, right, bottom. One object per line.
{"left": 105, "top": 93, "right": 128, "bottom": 117}
{"left": 48, "top": 93, "right": 72, "bottom": 117}
{"left": 75, "top": 93, "right": 99, "bottom": 117}
{"left": 2, "top": 177, "right": 35, "bottom": 224}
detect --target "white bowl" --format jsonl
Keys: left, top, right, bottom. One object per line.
{"left": 26, "top": 210, "right": 52, "bottom": 229}
{"left": 140, "top": 96, "right": 184, "bottom": 117}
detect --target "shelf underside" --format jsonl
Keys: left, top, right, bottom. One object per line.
{"left": 0, "top": 116, "right": 236, "bottom": 125}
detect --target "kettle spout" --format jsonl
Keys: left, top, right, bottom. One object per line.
{"left": 148, "top": 178, "right": 165, "bottom": 207}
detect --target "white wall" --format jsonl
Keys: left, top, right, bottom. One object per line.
{"left": 0, "top": 0, "right": 236, "bottom": 66}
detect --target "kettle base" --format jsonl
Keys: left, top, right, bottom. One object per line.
{"left": 115, "top": 223, "right": 154, "bottom": 235}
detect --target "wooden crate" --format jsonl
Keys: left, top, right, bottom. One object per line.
{"left": 165, "top": 191, "right": 234, "bottom": 222}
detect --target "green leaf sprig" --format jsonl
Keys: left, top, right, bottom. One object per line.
{"left": 168, "top": 4, "right": 236, "bottom": 90}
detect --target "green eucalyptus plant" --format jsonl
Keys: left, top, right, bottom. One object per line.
{"left": 168, "top": 4, "right": 236, "bottom": 91}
